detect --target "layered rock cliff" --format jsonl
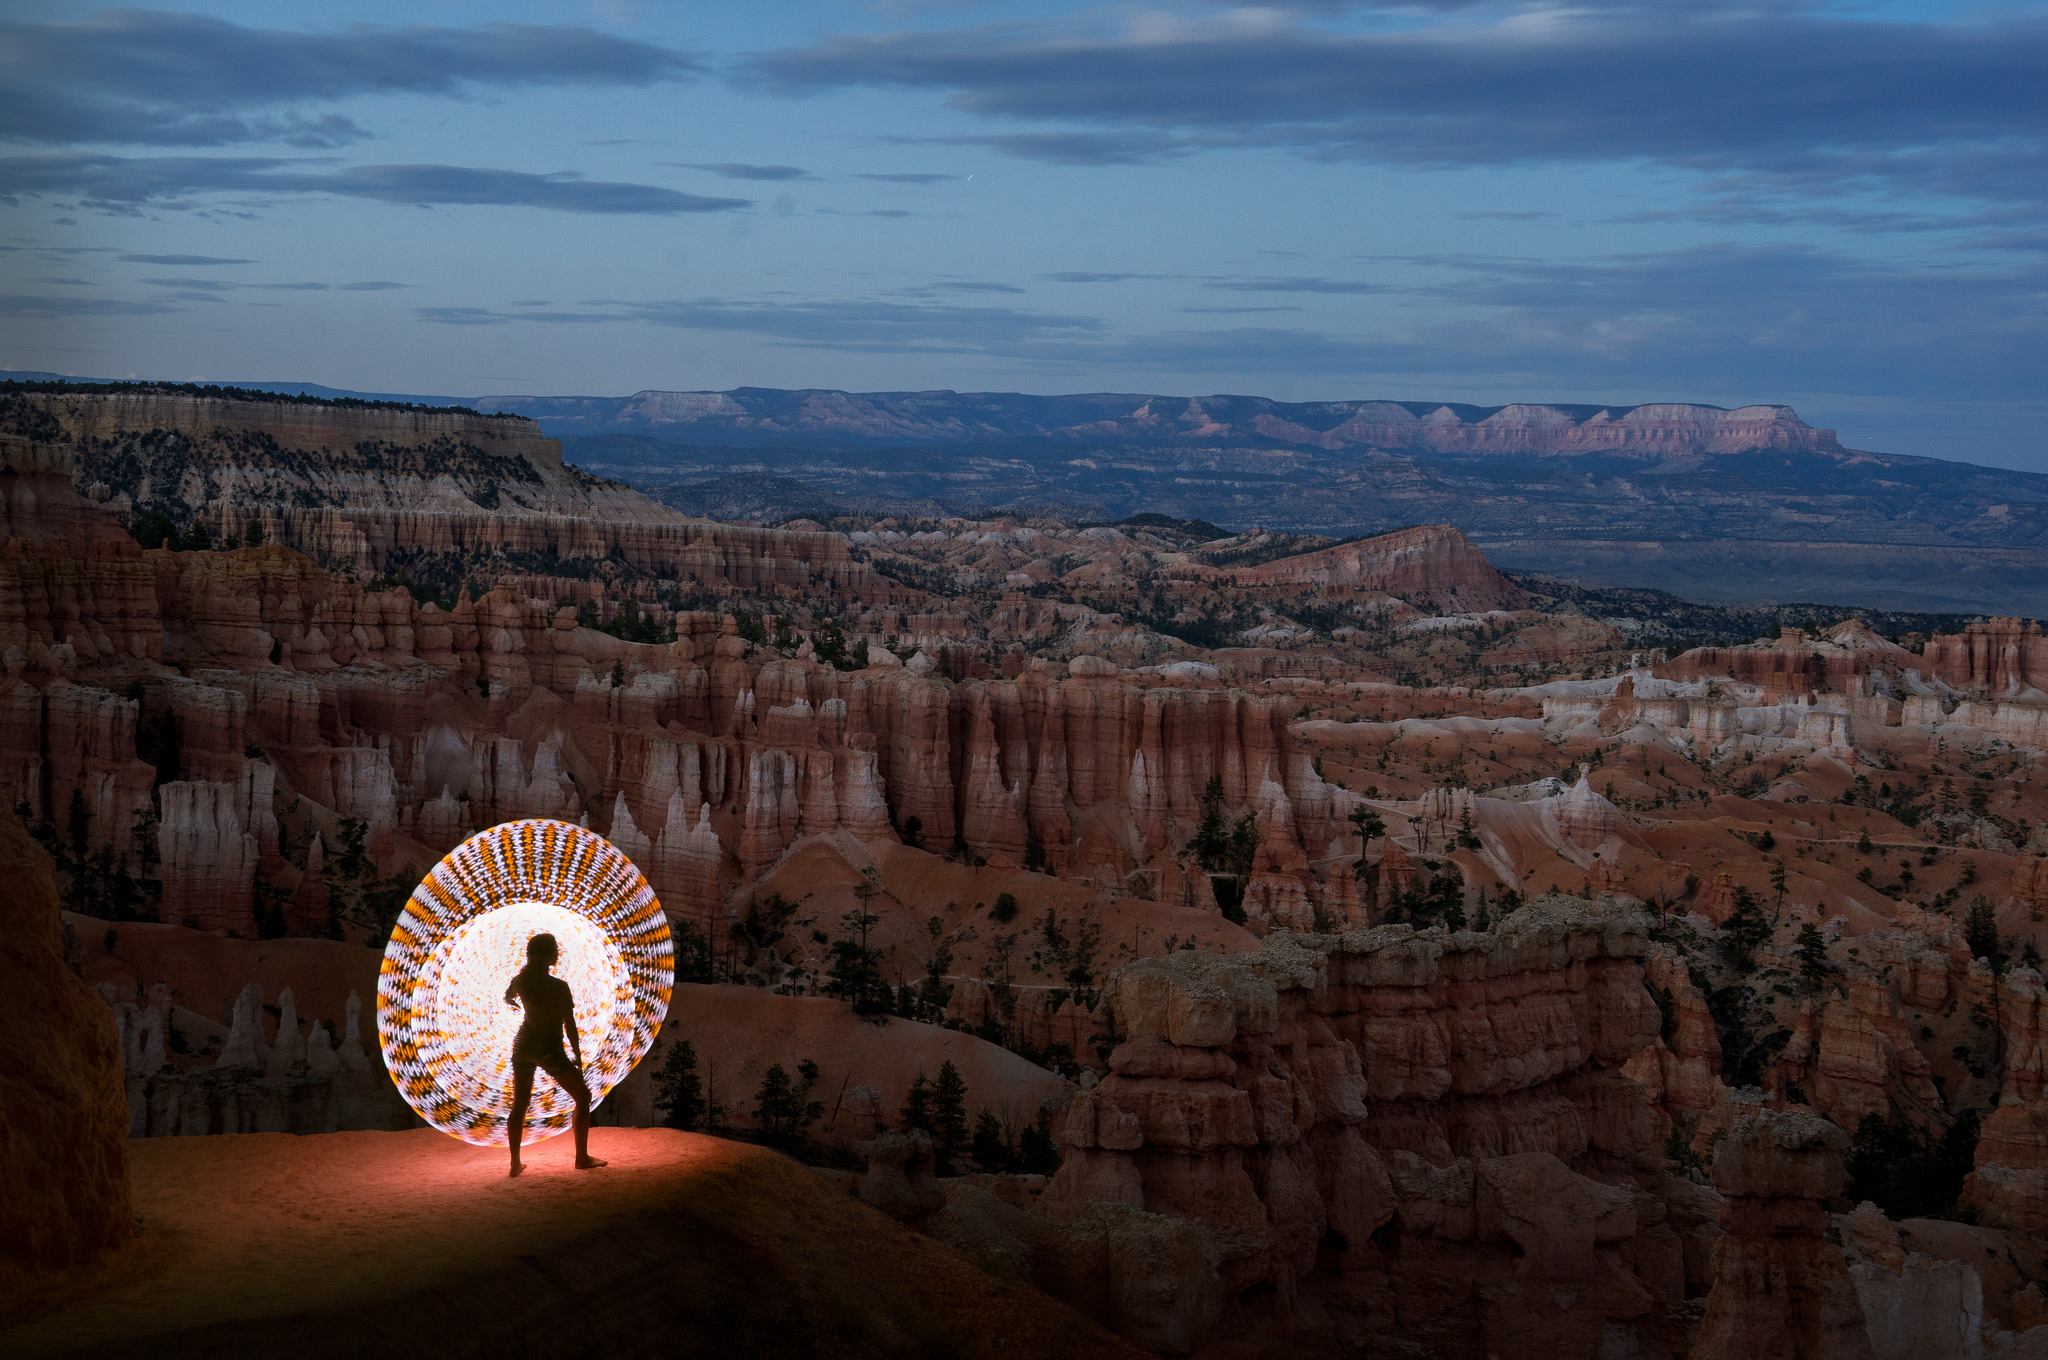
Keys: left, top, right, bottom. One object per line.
{"left": 0, "top": 389, "right": 903, "bottom": 600}
{"left": 1045, "top": 898, "right": 1714, "bottom": 1359}
{"left": 1232, "top": 524, "right": 1524, "bottom": 611}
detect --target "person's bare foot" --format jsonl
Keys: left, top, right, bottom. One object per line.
{"left": 576, "top": 1156, "right": 607, "bottom": 1170}
{"left": 509, "top": 1160, "right": 523, "bottom": 1178}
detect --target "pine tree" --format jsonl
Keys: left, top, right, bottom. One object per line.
{"left": 901, "top": 1072, "right": 934, "bottom": 1133}
{"left": 1192, "top": 775, "right": 1229, "bottom": 868}
{"left": 1722, "top": 887, "right": 1772, "bottom": 969}
{"left": 1795, "top": 924, "right": 1829, "bottom": 993}
{"left": 971, "top": 1110, "right": 1009, "bottom": 1172}
{"left": 1017, "top": 1107, "right": 1060, "bottom": 1175}
{"left": 671, "top": 919, "right": 717, "bottom": 984}
{"left": 932, "top": 1061, "right": 969, "bottom": 1175}
{"left": 752, "top": 1059, "right": 823, "bottom": 1149}
{"left": 1348, "top": 803, "right": 1385, "bottom": 857}
{"left": 1965, "top": 896, "right": 2003, "bottom": 969}
{"left": 826, "top": 903, "right": 888, "bottom": 1016}
{"left": 917, "top": 916, "right": 956, "bottom": 1023}
{"left": 652, "top": 1039, "right": 705, "bottom": 1130}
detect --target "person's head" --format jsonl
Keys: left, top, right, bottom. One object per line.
{"left": 525, "top": 933, "right": 559, "bottom": 971}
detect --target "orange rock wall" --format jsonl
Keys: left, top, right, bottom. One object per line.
{"left": 0, "top": 808, "right": 130, "bottom": 1294}
{"left": 1047, "top": 899, "right": 1712, "bottom": 1359}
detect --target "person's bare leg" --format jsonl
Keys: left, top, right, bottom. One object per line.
{"left": 508, "top": 1064, "right": 534, "bottom": 1177}
{"left": 566, "top": 1068, "right": 605, "bottom": 1169}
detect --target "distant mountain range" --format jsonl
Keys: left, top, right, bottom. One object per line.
{"left": 10, "top": 377, "right": 2045, "bottom": 615}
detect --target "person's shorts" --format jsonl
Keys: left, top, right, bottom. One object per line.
{"left": 514, "top": 1050, "right": 580, "bottom": 1088}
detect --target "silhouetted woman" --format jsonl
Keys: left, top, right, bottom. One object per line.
{"left": 504, "top": 932, "right": 605, "bottom": 1176}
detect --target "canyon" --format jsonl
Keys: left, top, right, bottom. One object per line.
{"left": 6, "top": 386, "right": 2048, "bottom": 1358}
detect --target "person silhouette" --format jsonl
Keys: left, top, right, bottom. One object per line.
{"left": 503, "top": 932, "right": 606, "bottom": 1176}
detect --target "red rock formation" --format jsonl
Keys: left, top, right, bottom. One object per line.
{"left": 9, "top": 391, "right": 905, "bottom": 602}
{"left": 1252, "top": 401, "right": 1837, "bottom": 458}
{"left": 1235, "top": 525, "right": 1526, "bottom": 611}
{"left": 0, "top": 808, "right": 130, "bottom": 1296}
{"left": 2012, "top": 854, "right": 2048, "bottom": 915}
{"left": 1965, "top": 966, "right": 2048, "bottom": 1231}
{"left": 1656, "top": 634, "right": 1843, "bottom": 702}
{"left": 1623, "top": 949, "right": 1724, "bottom": 1119}
{"left": 1047, "top": 898, "right": 1706, "bottom": 1358}
{"left": 1694, "top": 1108, "right": 1874, "bottom": 1359}
{"left": 1919, "top": 618, "right": 2048, "bottom": 695}
{"left": 156, "top": 780, "right": 260, "bottom": 930}
{"left": 0, "top": 436, "right": 161, "bottom": 674}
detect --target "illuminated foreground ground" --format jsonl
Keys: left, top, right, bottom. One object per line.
{"left": 5, "top": 1127, "right": 1142, "bottom": 1360}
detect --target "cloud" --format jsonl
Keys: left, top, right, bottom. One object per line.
{"left": 1039, "top": 271, "right": 1174, "bottom": 283}
{"left": 1, "top": 11, "right": 702, "bottom": 148}
{"left": 416, "top": 294, "right": 1104, "bottom": 352}
{"left": 1206, "top": 277, "right": 1390, "bottom": 294}
{"left": 130, "top": 273, "right": 406, "bottom": 291}
{"left": 854, "top": 172, "right": 963, "bottom": 183}
{"left": 136, "top": 277, "right": 235, "bottom": 291}
{"left": 919, "top": 281, "right": 1023, "bottom": 293}
{"left": 675, "top": 162, "right": 815, "bottom": 180}
{"left": 117, "top": 253, "right": 254, "bottom": 265}
{"left": 0, "top": 153, "right": 752, "bottom": 216}
{"left": 750, "top": 9, "right": 2048, "bottom": 203}
{"left": 889, "top": 131, "right": 1181, "bottom": 166}
{"left": 0, "top": 295, "right": 183, "bottom": 317}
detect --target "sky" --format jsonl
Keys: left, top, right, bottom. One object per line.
{"left": 1, "top": 1, "right": 2044, "bottom": 471}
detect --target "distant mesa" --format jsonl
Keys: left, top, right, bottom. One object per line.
{"left": 461, "top": 386, "right": 1838, "bottom": 458}
{"left": 9, "top": 377, "right": 2045, "bottom": 615}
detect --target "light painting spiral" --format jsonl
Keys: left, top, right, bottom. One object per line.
{"left": 377, "top": 818, "right": 674, "bottom": 1145}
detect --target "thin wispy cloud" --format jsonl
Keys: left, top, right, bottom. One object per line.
{"left": 1206, "top": 277, "right": 1390, "bottom": 294}
{"left": 117, "top": 253, "right": 254, "bottom": 265}
{"left": 0, "top": 295, "right": 183, "bottom": 318}
{"left": 674, "top": 163, "right": 815, "bottom": 181}
{"left": 0, "top": 154, "right": 751, "bottom": 216}
{"left": 416, "top": 294, "right": 1104, "bottom": 353}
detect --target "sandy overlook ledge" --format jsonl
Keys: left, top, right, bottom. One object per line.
{"left": 3, "top": 1127, "right": 1143, "bottom": 1360}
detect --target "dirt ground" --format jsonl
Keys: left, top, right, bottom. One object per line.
{"left": 2, "top": 1127, "right": 1143, "bottom": 1360}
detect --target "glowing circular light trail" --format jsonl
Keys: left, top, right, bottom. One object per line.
{"left": 377, "top": 818, "right": 673, "bottom": 1145}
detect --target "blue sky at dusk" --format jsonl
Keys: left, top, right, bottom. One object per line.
{"left": 1, "top": 1, "right": 2043, "bottom": 469}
